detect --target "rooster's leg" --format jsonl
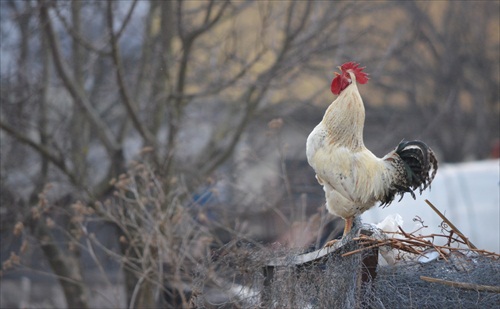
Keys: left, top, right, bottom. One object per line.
{"left": 324, "top": 216, "right": 354, "bottom": 248}
{"left": 343, "top": 216, "right": 353, "bottom": 237}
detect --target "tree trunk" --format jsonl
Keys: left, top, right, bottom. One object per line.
{"left": 30, "top": 217, "right": 89, "bottom": 309}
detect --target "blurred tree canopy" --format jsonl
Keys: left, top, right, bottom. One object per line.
{"left": 1, "top": 0, "right": 498, "bottom": 200}
{"left": 0, "top": 0, "right": 498, "bottom": 307}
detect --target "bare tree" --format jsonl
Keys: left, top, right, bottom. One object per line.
{"left": 0, "top": 0, "right": 367, "bottom": 306}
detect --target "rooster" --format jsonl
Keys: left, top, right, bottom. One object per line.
{"left": 306, "top": 62, "right": 437, "bottom": 244}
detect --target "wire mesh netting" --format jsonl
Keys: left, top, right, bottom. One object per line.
{"left": 193, "top": 223, "right": 500, "bottom": 308}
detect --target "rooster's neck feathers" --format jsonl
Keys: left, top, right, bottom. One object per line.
{"left": 322, "top": 82, "right": 365, "bottom": 151}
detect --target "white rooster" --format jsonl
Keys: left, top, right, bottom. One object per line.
{"left": 306, "top": 62, "right": 437, "bottom": 244}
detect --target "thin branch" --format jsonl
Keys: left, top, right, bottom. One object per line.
{"left": 163, "top": 1, "right": 233, "bottom": 177}
{"left": 52, "top": 2, "right": 111, "bottom": 56}
{"left": 39, "top": 1, "right": 119, "bottom": 154}
{"left": 284, "top": 1, "right": 312, "bottom": 43}
{"left": 420, "top": 276, "right": 500, "bottom": 293}
{"left": 203, "top": 0, "right": 215, "bottom": 25}
{"left": 196, "top": 3, "right": 312, "bottom": 177}
{"left": 166, "top": 44, "right": 268, "bottom": 103}
{"left": 114, "top": 0, "right": 139, "bottom": 40}
{"left": 175, "top": 0, "right": 231, "bottom": 95}
{"left": 106, "top": 0, "right": 156, "bottom": 147}
{"left": 200, "top": 85, "right": 262, "bottom": 176}
{"left": 401, "top": 1, "right": 443, "bottom": 60}
{"left": 187, "top": 0, "right": 230, "bottom": 42}
{"left": 425, "top": 199, "right": 477, "bottom": 250}
{"left": 0, "top": 120, "right": 78, "bottom": 185}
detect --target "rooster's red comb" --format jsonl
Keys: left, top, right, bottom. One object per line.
{"left": 340, "top": 62, "right": 369, "bottom": 84}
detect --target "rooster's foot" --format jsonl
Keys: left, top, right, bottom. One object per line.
{"left": 324, "top": 239, "right": 340, "bottom": 248}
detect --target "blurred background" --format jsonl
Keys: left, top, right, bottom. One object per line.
{"left": 1, "top": 0, "right": 499, "bottom": 307}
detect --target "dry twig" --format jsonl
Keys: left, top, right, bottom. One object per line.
{"left": 340, "top": 200, "right": 499, "bottom": 260}
{"left": 420, "top": 276, "right": 500, "bottom": 293}
{"left": 424, "top": 199, "right": 477, "bottom": 250}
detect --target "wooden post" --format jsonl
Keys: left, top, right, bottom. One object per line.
{"left": 357, "top": 229, "right": 379, "bottom": 309}
{"left": 261, "top": 265, "right": 275, "bottom": 306}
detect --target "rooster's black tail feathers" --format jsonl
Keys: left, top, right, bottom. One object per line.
{"left": 381, "top": 140, "right": 438, "bottom": 207}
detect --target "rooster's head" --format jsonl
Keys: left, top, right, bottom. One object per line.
{"left": 330, "top": 62, "right": 369, "bottom": 95}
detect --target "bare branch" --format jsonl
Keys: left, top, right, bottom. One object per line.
{"left": 38, "top": 0, "right": 120, "bottom": 154}
{"left": 52, "top": 2, "right": 111, "bottom": 56}
{"left": 106, "top": 0, "right": 156, "bottom": 147}
{"left": 420, "top": 276, "right": 500, "bottom": 293}
{"left": 200, "top": 85, "right": 263, "bottom": 176}
{"left": 0, "top": 120, "right": 78, "bottom": 186}
{"left": 114, "top": 0, "right": 139, "bottom": 40}
{"left": 424, "top": 199, "right": 477, "bottom": 250}
{"left": 163, "top": 1, "right": 233, "bottom": 177}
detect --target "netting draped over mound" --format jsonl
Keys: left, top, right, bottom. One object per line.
{"left": 194, "top": 229, "right": 500, "bottom": 308}
{"left": 262, "top": 240, "right": 366, "bottom": 308}
{"left": 374, "top": 254, "right": 500, "bottom": 308}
